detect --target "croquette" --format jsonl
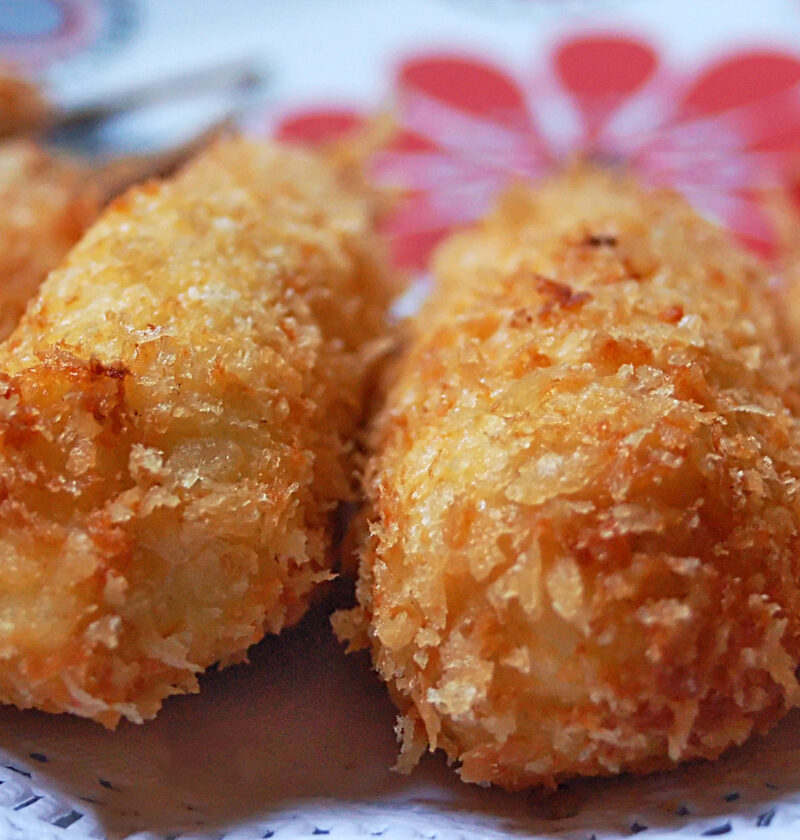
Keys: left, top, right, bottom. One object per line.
{"left": 0, "top": 136, "right": 393, "bottom": 726}
{"left": 0, "top": 140, "right": 100, "bottom": 341}
{"left": 334, "top": 167, "right": 800, "bottom": 790}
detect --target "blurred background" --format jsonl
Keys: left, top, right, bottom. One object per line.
{"left": 3, "top": 0, "right": 800, "bottom": 269}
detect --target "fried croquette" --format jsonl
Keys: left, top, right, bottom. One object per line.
{"left": 0, "top": 140, "right": 100, "bottom": 342}
{"left": 334, "top": 167, "right": 800, "bottom": 790}
{"left": 0, "top": 137, "right": 393, "bottom": 726}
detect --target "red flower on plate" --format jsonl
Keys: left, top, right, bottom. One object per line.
{"left": 276, "top": 33, "right": 800, "bottom": 269}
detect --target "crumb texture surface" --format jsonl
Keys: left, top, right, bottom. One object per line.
{"left": 0, "top": 137, "right": 392, "bottom": 726}
{"left": 337, "top": 167, "right": 800, "bottom": 789}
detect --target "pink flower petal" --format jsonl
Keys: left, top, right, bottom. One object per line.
{"left": 383, "top": 174, "right": 505, "bottom": 269}
{"left": 394, "top": 54, "right": 550, "bottom": 173}
{"left": 388, "top": 129, "right": 441, "bottom": 153}
{"left": 387, "top": 226, "right": 450, "bottom": 271}
{"left": 387, "top": 175, "right": 500, "bottom": 229}
{"left": 744, "top": 109, "right": 800, "bottom": 153}
{"left": 679, "top": 52, "right": 800, "bottom": 119}
{"left": 554, "top": 35, "right": 658, "bottom": 138}
{"left": 555, "top": 35, "right": 658, "bottom": 98}
{"left": 383, "top": 193, "right": 455, "bottom": 268}
{"left": 275, "top": 108, "right": 364, "bottom": 145}
{"left": 373, "top": 149, "right": 488, "bottom": 192}
{"left": 398, "top": 54, "right": 528, "bottom": 127}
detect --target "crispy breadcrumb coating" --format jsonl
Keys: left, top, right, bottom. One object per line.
{"left": 0, "top": 140, "right": 100, "bottom": 342}
{"left": 0, "top": 137, "right": 393, "bottom": 726}
{"left": 334, "top": 167, "right": 800, "bottom": 790}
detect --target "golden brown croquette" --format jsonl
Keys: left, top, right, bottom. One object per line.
{"left": 335, "top": 166, "right": 800, "bottom": 790}
{"left": 0, "top": 137, "right": 393, "bottom": 726}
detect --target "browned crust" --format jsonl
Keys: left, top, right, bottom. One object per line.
{"left": 336, "top": 167, "right": 800, "bottom": 789}
{"left": 0, "top": 137, "right": 394, "bottom": 726}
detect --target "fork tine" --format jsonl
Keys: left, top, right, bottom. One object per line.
{"left": 49, "top": 59, "right": 267, "bottom": 134}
